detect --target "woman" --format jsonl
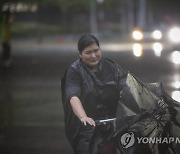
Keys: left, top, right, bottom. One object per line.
{"left": 61, "top": 34, "right": 126, "bottom": 154}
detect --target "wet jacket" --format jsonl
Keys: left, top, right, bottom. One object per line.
{"left": 61, "top": 58, "right": 126, "bottom": 145}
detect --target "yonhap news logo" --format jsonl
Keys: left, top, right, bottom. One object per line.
{"left": 120, "top": 132, "right": 180, "bottom": 149}
{"left": 120, "top": 132, "right": 135, "bottom": 148}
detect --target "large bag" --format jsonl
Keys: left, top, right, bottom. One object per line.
{"left": 114, "top": 73, "right": 180, "bottom": 154}
{"left": 90, "top": 73, "right": 180, "bottom": 154}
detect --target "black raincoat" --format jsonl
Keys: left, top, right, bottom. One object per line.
{"left": 61, "top": 58, "right": 126, "bottom": 147}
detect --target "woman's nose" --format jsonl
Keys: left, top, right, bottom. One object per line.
{"left": 91, "top": 52, "right": 96, "bottom": 58}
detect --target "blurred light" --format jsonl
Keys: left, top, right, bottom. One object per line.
{"left": 152, "top": 42, "right": 163, "bottom": 57}
{"left": 132, "top": 30, "right": 143, "bottom": 41}
{"left": 151, "top": 30, "right": 162, "bottom": 40}
{"left": 168, "top": 27, "right": 180, "bottom": 43}
{"left": 30, "top": 4, "right": 38, "bottom": 12}
{"left": 133, "top": 43, "right": 143, "bottom": 57}
{"left": 3, "top": 3, "right": 38, "bottom": 13}
{"left": 172, "top": 81, "right": 180, "bottom": 89}
{"left": 172, "top": 91, "right": 180, "bottom": 103}
{"left": 171, "top": 51, "right": 180, "bottom": 64}
{"left": 171, "top": 74, "right": 180, "bottom": 89}
{"left": 97, "top": 0, "right": 104, "bottom": 3}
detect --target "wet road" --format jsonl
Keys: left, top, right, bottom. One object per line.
{"left": 0, "top": 40, "right": 179, "bottom": 154}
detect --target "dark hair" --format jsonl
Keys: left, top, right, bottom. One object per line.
{"left": 78, "top": 34, "right": 99, "bottom": 53}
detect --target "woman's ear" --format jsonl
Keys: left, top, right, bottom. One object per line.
{"left": 79, "top": 53, "right": 82, "bottom": 58}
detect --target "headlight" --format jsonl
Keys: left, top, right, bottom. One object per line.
{"left": 168, "top": 27, "right": 180, "bottom": 43}
{"left": 151, "top": 30, "right": 162, "bottom": 40}
{"left": 132, "top": 30, "right": 143, "bottom": 41}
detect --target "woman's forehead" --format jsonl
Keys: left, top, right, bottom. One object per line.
{"left": 83, "top": 43, "right": 99, "bottom": 51}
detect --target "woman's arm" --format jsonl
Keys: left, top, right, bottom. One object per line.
{"left": 70, "top": 96, "right": 96, "bottom": 127}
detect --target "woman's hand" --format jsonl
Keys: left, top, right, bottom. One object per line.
{"left": 70, "top": 96, "right": 96, "bottom": 127}
{"left": 80, "top": 116, "right": 96, "bottom": 127}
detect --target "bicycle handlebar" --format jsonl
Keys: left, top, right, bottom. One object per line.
{"left": 95, "top": 118, "right": 116, "bottom": 126}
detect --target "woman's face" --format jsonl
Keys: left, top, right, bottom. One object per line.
{"left": 80, "top": 43, "right": 102, "bottom": 68}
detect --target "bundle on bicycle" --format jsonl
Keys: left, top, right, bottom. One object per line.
{"left": 91, "top": 73, "right": 180, "bottom": 154}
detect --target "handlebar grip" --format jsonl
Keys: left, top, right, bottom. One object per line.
{"left": 95, "top": 118, "right": 116, "bottom": 125}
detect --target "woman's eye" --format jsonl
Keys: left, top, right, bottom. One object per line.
{"left": 86, "top": 51, "right": 91, "bottom": 54}
{"left": 84, "top": 48, "right": 99, "bottom": 54}
{"left": 94, "top": 49, "right": 99, "bottom": 53}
